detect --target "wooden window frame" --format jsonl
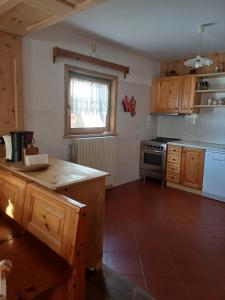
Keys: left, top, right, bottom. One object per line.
{"left": 64, "top": 65, "right": 118, "bottom": 137}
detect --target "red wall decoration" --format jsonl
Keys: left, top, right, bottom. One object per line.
{"left": 122, "top": 96, "right": 136, "bottom": 117}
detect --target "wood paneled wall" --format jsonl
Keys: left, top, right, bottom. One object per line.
{"left": 160, "top": 52, "right": 225, "bottom": 76}
{"left": 0, "top": 31, "right": 23, "bottom": 136}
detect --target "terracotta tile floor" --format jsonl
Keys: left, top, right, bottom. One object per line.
{"left": 104, "top": 179, "right": 225, "bottom": 300}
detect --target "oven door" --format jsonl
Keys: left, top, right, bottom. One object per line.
{"left": 140, "top": 148, "right": 165, "bottom": 171}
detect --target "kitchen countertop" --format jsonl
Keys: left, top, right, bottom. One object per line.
{"left": 168, "top": 140, "right": 225, "bottom": 152}
{"left": 0, "top": 157, "right": 109, "bottom": 190}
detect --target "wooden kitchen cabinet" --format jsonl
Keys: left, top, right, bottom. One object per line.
{"left": 166, "top": 145, "right": 205, "bottom": 191}
{"left": 178, "top": 75, "right": 196, "bottom": 113}
{"left": 151, "top": 77, "right": 179, "bottom": 113}
{"left": 0, "top": 31, "right": 23, "bottom": 135}
{"left": 151, "top": 75, "right": 197, "bottom": 114}
{"left": 166, "top": 145, "right": 182, "bottom": 184}
{"left": 180, "top": 147, "right": 205, "bottom": 190}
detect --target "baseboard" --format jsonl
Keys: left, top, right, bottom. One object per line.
{"left": 166, "top": 181, "right": 202, "bottom": 195}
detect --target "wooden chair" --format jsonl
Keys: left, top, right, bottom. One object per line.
{"left": 0, "top": 260, "right": 12, "bottom": 300}
{"left": 0, "top": 183, "right": 87, "bottom": 300}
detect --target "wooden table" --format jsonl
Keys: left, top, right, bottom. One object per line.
{"left": 0, "top": 158, "right": 108, "bottom": 270}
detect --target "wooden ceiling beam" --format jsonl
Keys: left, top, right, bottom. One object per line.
{"left": 53, "top": 47, "right": 130, "bottom": 78}
{"left": 55, "top": 0, "right": 76, "bottom": 9}
{"left": 0, "top": 0, "right": 105, "bottom": 36}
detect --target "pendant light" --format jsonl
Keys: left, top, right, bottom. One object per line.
{"left": 184, "top": 23, "right": 215, "bottom": 69}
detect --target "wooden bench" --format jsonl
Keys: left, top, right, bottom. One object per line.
{"left": 0, "top": 171, "right": 87, "bottom": 300}
{"left": 0, "top": 157, "right": 107, "bottom": 270}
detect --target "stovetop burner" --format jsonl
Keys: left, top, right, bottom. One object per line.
{"left": 150, "top": 137, "right": 181, "bottom": 143}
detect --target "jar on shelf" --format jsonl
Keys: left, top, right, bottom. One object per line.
{"left": 217, "top": 98, "right": 224, "bottom": 105}
{"left": 213, "top": 99, "right": 218, "bottom": 105}
{"left": 207, "top": 98, "right": 213, "bottom": 105}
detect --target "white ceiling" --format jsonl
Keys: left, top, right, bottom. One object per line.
{"left": 63, "top": 0, "right": 225, "bottom": 61}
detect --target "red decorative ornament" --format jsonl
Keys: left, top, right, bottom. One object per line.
{"left": 122, "top": 95, "right": 136, "bottom": 117}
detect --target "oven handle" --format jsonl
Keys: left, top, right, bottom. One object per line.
{"left": 142, "top": 149, "right": 164, "bottom": 154}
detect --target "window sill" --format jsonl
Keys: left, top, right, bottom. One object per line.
{"left": 64, "top": 132, "right": 118, "bottom": 139}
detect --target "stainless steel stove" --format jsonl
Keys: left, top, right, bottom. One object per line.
{"left": 140, "top": 137, "right": 181, "bottom": 183}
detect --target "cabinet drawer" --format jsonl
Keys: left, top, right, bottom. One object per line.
{"left": 166, "top": 172, "right": 180, "bottom": 183}
{"left": 168, "top": 145, "right": 182, "bottom": 154}
{"left": 167, "top": 153, "right": 181, "bottom": 164}
{"left": 167, "top": 163, "right": 180, "bottom": 173}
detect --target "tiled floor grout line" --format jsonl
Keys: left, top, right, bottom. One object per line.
{"left": 104, "top": 180, "right": 225, "bottom": 299}
{"left": 132, "top": 219, "right": 149, "bottom": 293}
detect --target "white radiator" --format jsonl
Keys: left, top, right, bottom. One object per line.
{"left": 69, "top": 136, "right": 116, "bottom": 187}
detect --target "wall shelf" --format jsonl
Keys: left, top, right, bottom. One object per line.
{"left": 53, "top": 47, "right": 130, "bottom": 78}
{"left": 195, "top": 89, "right": 225, "bottom": 93}
{"left": 196, "top": 72, "right": 225, "bottom": 78}
{"left": 194, "top": 105, "right": 225, "bottom": 108}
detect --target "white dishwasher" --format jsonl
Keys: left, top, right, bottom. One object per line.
{"left": 203, "top": 150, "right": 225, "bottom": 202}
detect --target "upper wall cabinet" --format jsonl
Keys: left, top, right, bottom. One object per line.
{"left": 0, "top": 0, "right": 104, "bottom": 36}
{"left": 0, "top": 31, "right": 23, "bottom": 135}
{"left": 178, "top": 75, "right": 197, "bottom": 113}
{"left": 151, "top": 76, "right": 180, "bottom": 113}
{"left": 151, "top": 75, "right": 197, "bottom": 114}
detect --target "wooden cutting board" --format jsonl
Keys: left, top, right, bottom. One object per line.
{"left": 9, "top": 161, "right": 50, "bottom": 172}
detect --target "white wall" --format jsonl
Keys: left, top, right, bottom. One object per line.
{"left": 157, "top": 110, "right": 225, "bottom": 144}
{"left": 22, "top": 24, "right": 159, "bottom": 186}
{"left": 115, "top": 81, "right": 157, "bottom": 185}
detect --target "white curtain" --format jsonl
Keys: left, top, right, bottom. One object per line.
{"left": 69, "top": 76, "right": 109, "bottom": 128}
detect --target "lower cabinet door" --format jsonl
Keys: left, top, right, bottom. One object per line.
{"left": 0, "top": 169, "right": 26, "bottom": 223}
{"left": 180, "top": 147, "right": 205, "bottom": 189}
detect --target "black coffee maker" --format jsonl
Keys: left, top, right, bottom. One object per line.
{"left": 10, "top": 131, "right": 34, "bottom": 162}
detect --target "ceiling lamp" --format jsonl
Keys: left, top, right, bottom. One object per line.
{"left": 184, "top": 23, "right": 215, "bottom": 69}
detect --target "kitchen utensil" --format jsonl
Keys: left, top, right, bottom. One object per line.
{"left": 23, "top": 131, "right": 35, "bottom": 146}
{"left": 218, "top": 98, "right": 224, "bottom": 105}
{"left": 3, "top": 135, "right": 12, "bottom": 161}
{"left": 10, "top": 131, "right": 34, "bottom": 162}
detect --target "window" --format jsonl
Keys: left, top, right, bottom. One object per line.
{"left": 65, "top": 65, "right": 117, "bottom": 136}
